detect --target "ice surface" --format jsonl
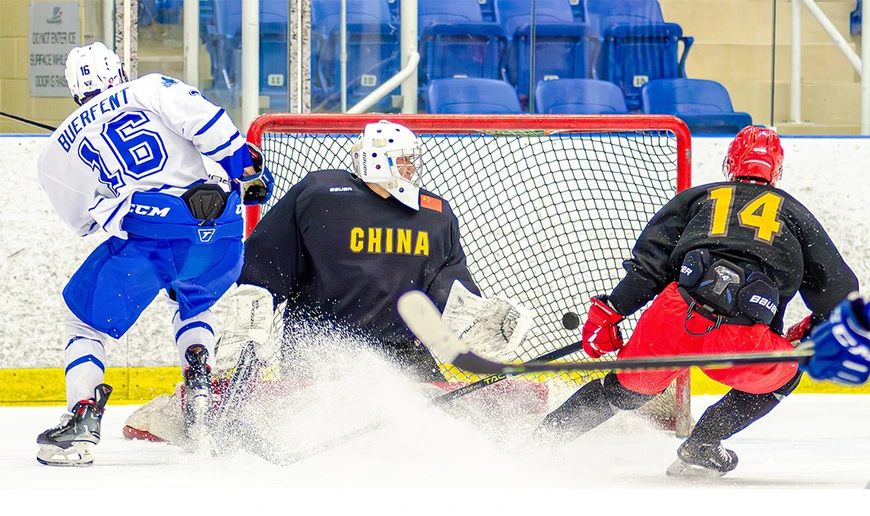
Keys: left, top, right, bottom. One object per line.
{"left": 2, "top": 394, "right": 869, "bottom": 513}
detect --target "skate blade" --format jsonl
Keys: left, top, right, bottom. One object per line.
{"left": 36, "top": 442, "right": 94, "bottom": 467}
{"left": 665, "top": 458, "right": 727, "bottom": 479}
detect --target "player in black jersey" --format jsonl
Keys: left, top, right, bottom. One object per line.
{"left": 535, "top": 126, "right": 858, "bottom": 478}
{"left": 239, "top": 120, "right": 483, "bottom": 381}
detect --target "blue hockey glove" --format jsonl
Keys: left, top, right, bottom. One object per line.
{"left": 235, "top": 142, "right": 274, "bottom": 205}
{"left": 803, "top": 294, "right": 870, "bottom": 386}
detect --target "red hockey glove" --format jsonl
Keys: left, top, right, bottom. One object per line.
{"left": 785, "top": 314, "right": 813, "bottom": 343}
{"left": 582, "top": 296, "right": 625, "bottom": 359}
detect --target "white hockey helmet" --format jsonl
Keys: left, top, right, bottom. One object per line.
{"left": 65, "top": 41, "right": 127, "bottom": 105}
{"left": 351, "top": 120, "right": 423, "bottom": 210}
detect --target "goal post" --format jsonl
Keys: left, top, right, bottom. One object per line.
{"left": 245, "top": 113, "right": 693, "bottom": 436}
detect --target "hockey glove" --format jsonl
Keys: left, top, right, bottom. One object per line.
{"left": 785, "top": 314, "right": 813, "bottom": 343}
{"left": 582, "top": 295, "right": 625, "bottom": 359}
{"left": 803, "top": 294, "right": 870, "bottom": 386}
{"left": 235, "top": 143, "right": 274, "bottom": 205}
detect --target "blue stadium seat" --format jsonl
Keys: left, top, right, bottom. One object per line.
{"left": 595, "top": 23, "right": 693, "bottom": 111}
{"left": 586, "top": 0, "right": 664, "bottom": 33}
{"left": 534, "top": 79, "right": 628, "bottom": 114}
{"left": 586, "top": 1, "right": 693, "bottom": 111}
{"left": 641, "top": 79, "right": 752, "bottom": 135}
{"left": 310, "top": 0, "right": 400, "bottom": 112}
{"left": 203, "top": 1, "right": 289, "bottom": 109}
{"left": 426, "top": 78, "right": 522, "bottom": 114}
{"left": 417, "top": 0, "right": 506, "bottom": 89}
{"left": 852, "top": 0, "right": 862, "bottom": 35}
{"left": 495, "top": 0, "right": 593, "bottom": 106}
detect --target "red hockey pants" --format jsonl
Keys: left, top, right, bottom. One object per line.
{"left": 616, "top": 283, "right": 798, "bottom": 395}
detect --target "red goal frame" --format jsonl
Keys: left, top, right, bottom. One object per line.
{"left": 245, "top": 113, "right": 693, "bottom": 436}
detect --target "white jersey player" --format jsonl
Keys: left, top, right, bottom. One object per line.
{"left": 34, "top": 41, "right": 273, "bottom": 466}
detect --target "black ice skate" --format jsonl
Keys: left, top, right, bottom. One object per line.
{"left": 666, "top": 439, "right": 738, "bottom": 478}
{"left": 36, "top": 384, "right": 113, "bottom": 467}
{"left": 182, "top": 345, "right": 213, "bottom": 443}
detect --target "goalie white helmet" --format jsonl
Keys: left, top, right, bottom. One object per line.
{"left": 351, "top": 120, "right": 424, "bottom": 210}
{"left": 65, "top": 41, "right": 128, "bottom": 106}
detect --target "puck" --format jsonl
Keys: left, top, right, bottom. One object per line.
{"left": 562, "top": 311, "right": 581, "bottom": 330}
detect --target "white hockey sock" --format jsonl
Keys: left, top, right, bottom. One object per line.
{"left": 64, "top": 310, "right": 109, "bottom": 412}
{"left": 171, "top": 303, "right": 216, "bottom": 368}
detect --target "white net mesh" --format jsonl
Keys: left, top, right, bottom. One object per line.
{"left": 247, "top": 114, "right": 691, "bottom": 431}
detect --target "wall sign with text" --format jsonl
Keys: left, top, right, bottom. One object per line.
{"left": 29, "top": 2, "right": 80, "bottom": 97}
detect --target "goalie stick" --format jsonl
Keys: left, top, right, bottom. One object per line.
{"left": 398, "top": 290, "right": 815, "bottom": 377}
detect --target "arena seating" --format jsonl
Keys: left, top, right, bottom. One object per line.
{"left": 205, "top": 1, "right": 291, "bottom": 109}
{"left": 149, "top": 0, "right": 747, "bottom": 120}
{"left": 495, "top": 0, "right": 592, "bottom": 107}
{"left": 310, "top": 0, "right": 400, "bottom": 111}
{"left": 641, "top": 78, "right": 752, "bottom": 135}
{"left": 417, "top": 0, "right": 506, "bottom": 84}
{"left": 534, "top": 79, "right": 628, "bottom": 114}
{"left": 587, "top": 0, "right": 664, "bottom": 32}
{"left": 426, "top": 78, "right": 523, "bottom": 114}
{"left": 587, "top": 0, "right": 693, "bottom": 111}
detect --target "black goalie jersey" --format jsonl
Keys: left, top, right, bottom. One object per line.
{"left": 608, "top": 180, "right": 858, "bottom": 333}
{"left": 239, "top": 169, "right": 480, "bottom": 346}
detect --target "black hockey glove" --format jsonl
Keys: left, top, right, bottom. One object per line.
{"left": 236, "top": 142, "right": 274, "bottom": 205}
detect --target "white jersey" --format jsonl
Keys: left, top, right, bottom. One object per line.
{"left": 37, "top": 74, "right": 247, "bottom": 239}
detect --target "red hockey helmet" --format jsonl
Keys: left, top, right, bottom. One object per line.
{"left": 722, "top": 126, "right": 784, "bottom": 185}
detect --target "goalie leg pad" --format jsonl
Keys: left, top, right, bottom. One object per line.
{"left": 208, "top": 284, "right": 280, "bottom": 371}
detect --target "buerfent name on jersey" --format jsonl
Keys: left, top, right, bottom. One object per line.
{"left": 57, "top": 87, "right": 131, "bottom": 152}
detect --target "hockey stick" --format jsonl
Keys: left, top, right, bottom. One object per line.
{"left": 0, "top": 110, "right": 56, "bottom": 131}
{"left": 398, "top": 290, "right": 815, "bottom": 377}
{"left": 205, "top": 338, "right": 280, "bottom": 461}
{"left": 212, "top": 340, "right": 260, "bottom": 433}
{"left": 257, "top": 327, "right": 588, "bottom": 466}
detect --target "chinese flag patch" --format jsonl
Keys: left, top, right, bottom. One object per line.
{"left": 420, "top": 194, "right": 442, "bottom": 212}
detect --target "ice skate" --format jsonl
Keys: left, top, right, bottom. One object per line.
{"left": 182, "top": 345, "right": 214, "bottom": 448}
{"left": 36, "top": 384, "right": 112, "bottom": 467}
{"left": 666, "top": 439, "right": 738, "bottom": 478}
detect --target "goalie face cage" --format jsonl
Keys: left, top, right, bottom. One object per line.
{"left": 246, "top": 114, "right": 692, "bottom": 433}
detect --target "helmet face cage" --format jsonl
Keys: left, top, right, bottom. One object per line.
{"left": 384, "top": 144, "right": 423, "bottom": 187}
{"left": 352, "top": 121, "right": 424, "bottom": 189}
{"left": 65, "top": 42, "right": 127, "bottom": 105}
{"left": 722, "top": 126, "right": 784, "bottom": 185}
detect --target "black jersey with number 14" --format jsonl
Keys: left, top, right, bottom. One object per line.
{"left": 608, "top": 181, "right": 858, "bottom": 332}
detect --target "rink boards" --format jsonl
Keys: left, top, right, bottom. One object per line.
{"left": 1, "top": 136, "right": 869, "bottom": 403}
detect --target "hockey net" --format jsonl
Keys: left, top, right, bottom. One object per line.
{"left": 245, "top": 114, "right": 693, "bottom": 436}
